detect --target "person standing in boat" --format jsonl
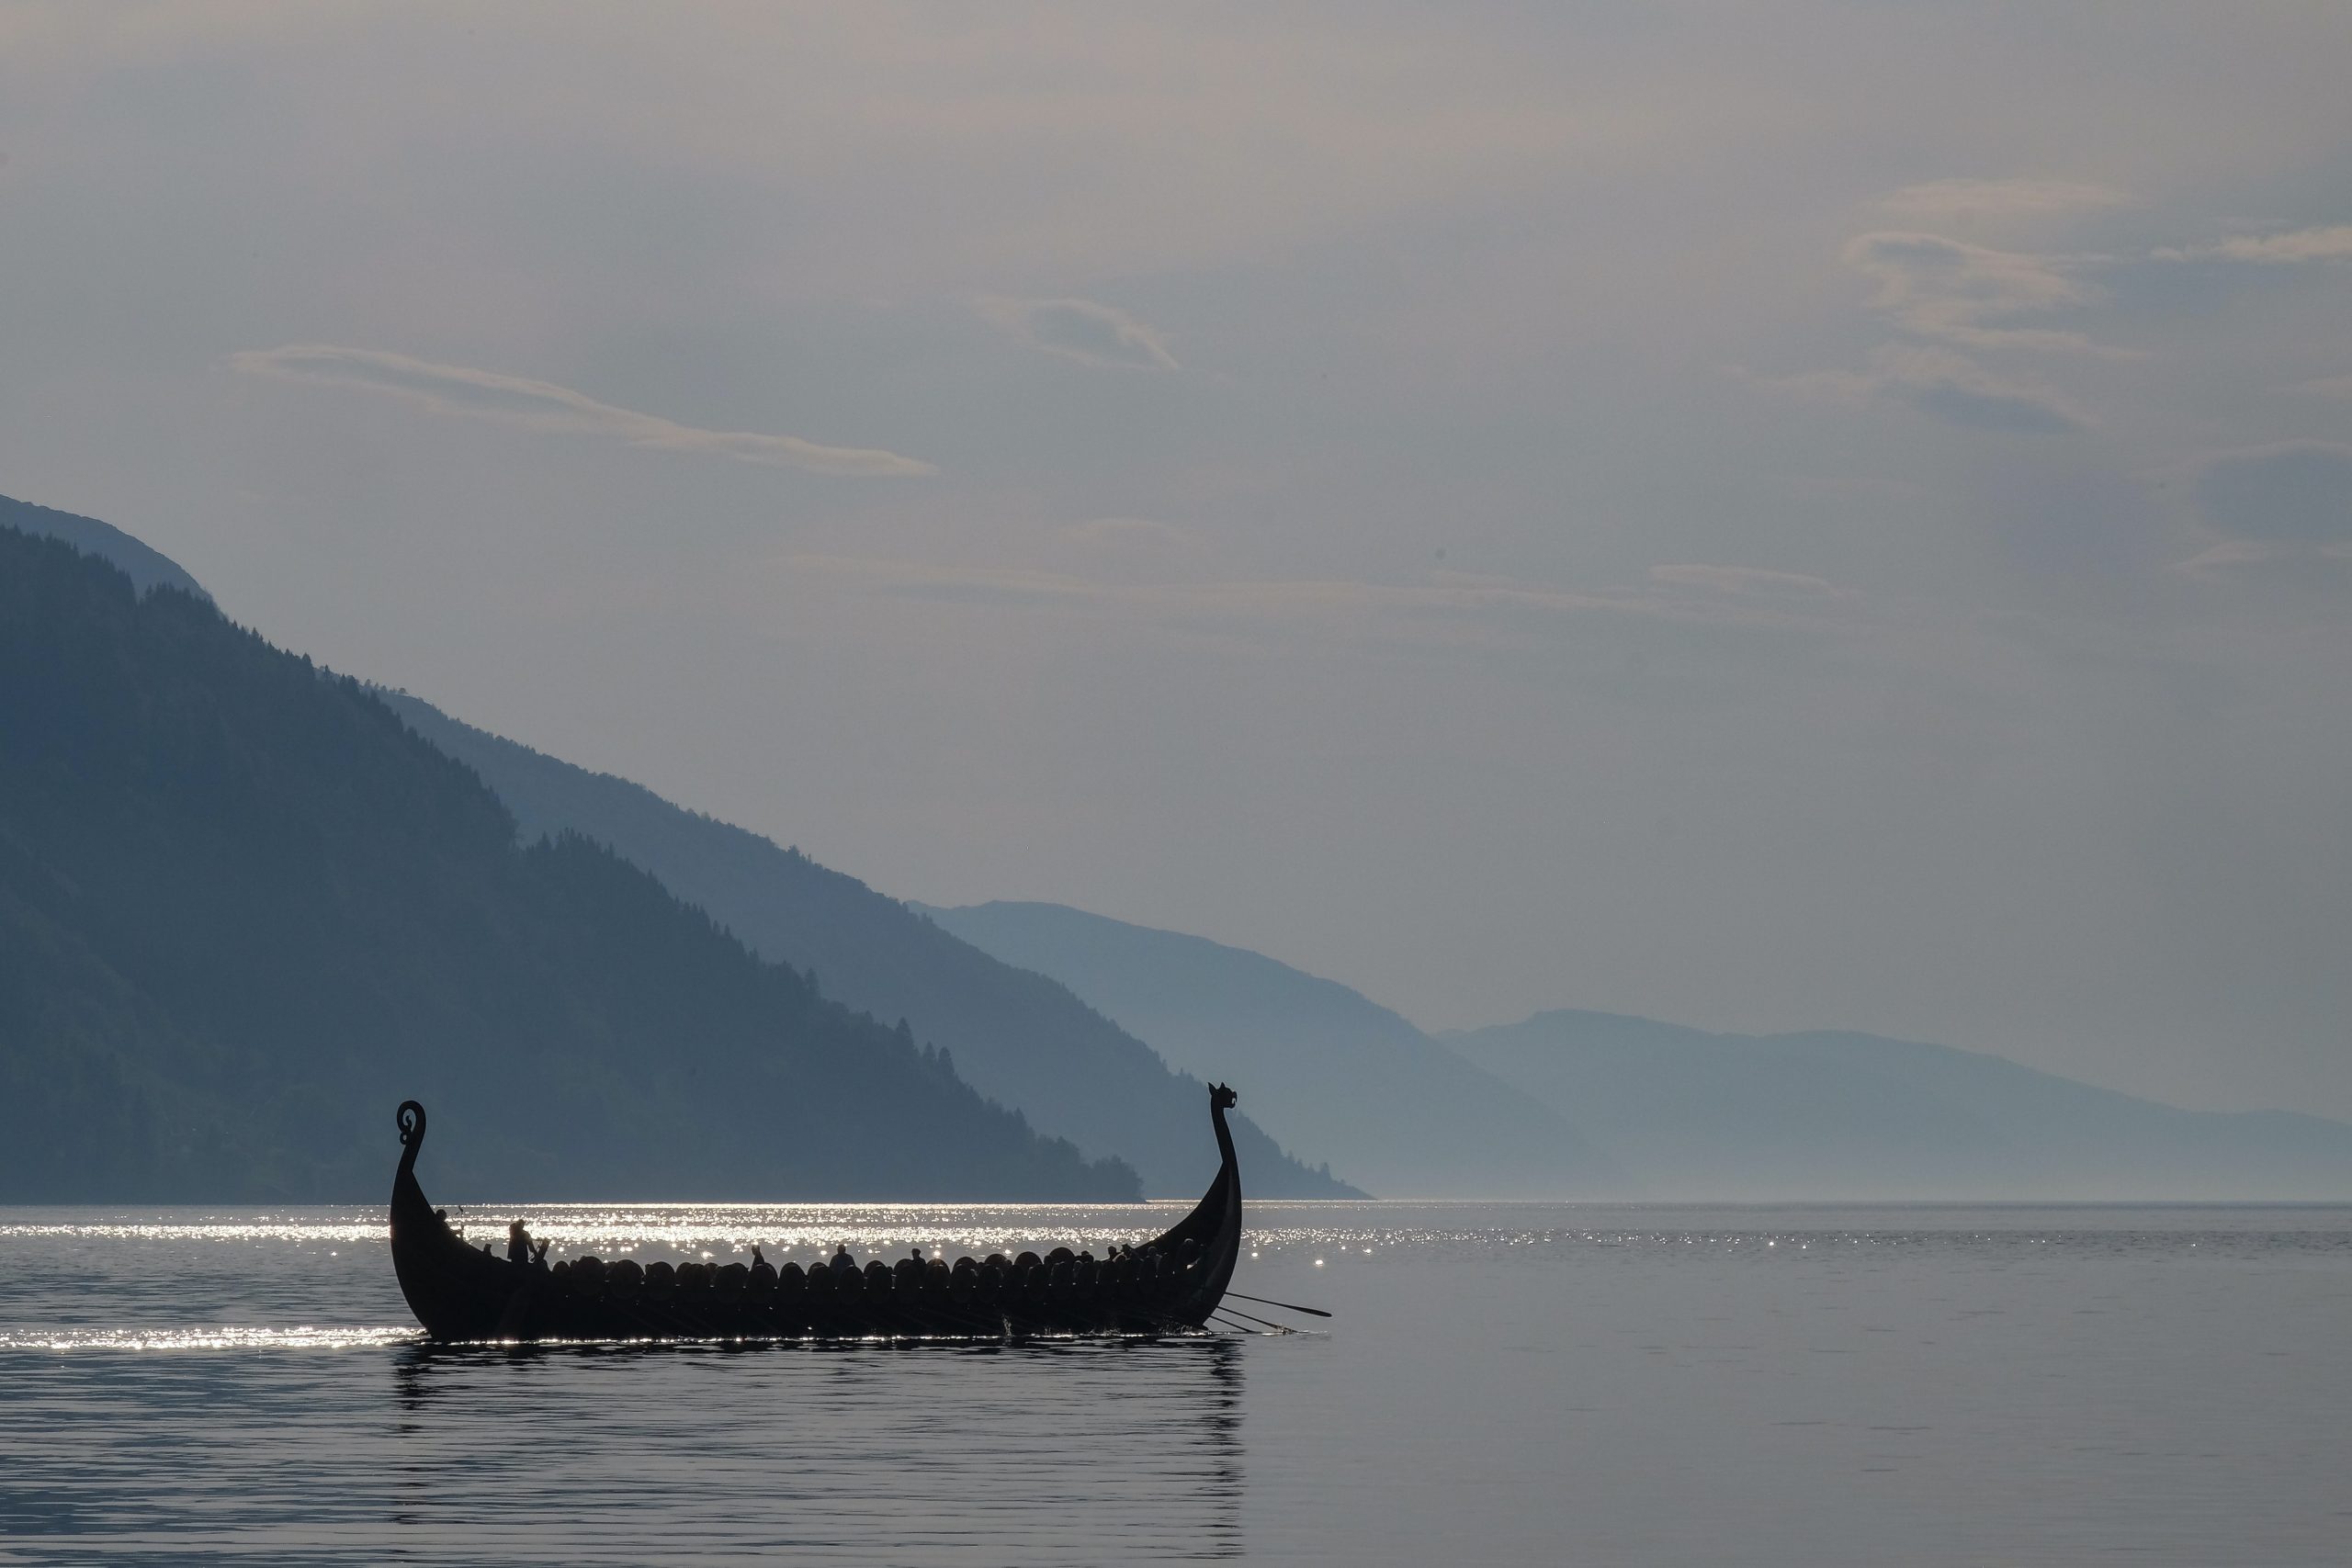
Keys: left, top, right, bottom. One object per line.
{"left": 830, "top": 1242, "right": 856, "bottom": 1275}
{"left": 507, "top": 1221, "right": 533, "bottom": 1265}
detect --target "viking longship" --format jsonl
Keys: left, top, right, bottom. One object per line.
{"left": 388, "top": 1085, "right": 1244, "bottom": 1342}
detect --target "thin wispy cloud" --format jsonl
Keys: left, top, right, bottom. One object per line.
{"left": 1648, "top": 564, "right": 1849, "bottom": 599}
{"left": 227, "top": 345, "right": 934, "bottom": 477}
{"left": 2157, "top": 223, "right": 2352, "bottom": 265}
{"left": 1842, "top": 231, "right": 2108, "bottom": 354}
{"left": 776, "top": 556, "right": 1861, "bottom": 639}
{"left": 1752, "top": 344, "right": 2091, "bottom": 434}
{"left": 1877, "top": 178, "right": 2136, "bottom": 222}
{"left": 978, "top": 298, "right": 1180, "bottom": 370}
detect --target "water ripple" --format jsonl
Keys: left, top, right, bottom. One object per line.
{"left": 6, "top": 1202, "right": 2350, "bottom": 1564}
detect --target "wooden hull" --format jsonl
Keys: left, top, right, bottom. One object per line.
{"left": 388, "top": 1090, "right": 1244, "bottom": 1343}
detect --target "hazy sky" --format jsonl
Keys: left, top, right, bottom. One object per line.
{"left": 5, "top": 5, "right": 2348, "bottom": 1115}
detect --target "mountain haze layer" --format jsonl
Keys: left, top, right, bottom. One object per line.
{"left": 377, "top": 694, "right": 1356, "bottom": 1198}
{"left": 928, "top": 900, "right": 2352, "bottom": 1200}
{"left": 1451, "top": 1010, "right": 2352, "bottom": 1200}
{"left": 0, "top": 520, "right": 1136, "bottom": 1201}
{"left": 920, "top": 900, "right": 1614, "bottom": 1197}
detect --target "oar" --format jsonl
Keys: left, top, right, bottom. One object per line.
{"left": 1212, "top": 1304, "right": 1297, "bottom": 1334}
{"left": 1226, "top": 1291, "right": 1332, "bottom": 1319}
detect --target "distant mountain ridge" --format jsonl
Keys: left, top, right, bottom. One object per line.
{"left": 375, "top": 694, "right": 1358, "bottom": 1199}
{"left": 927, "top": 903, "right": 2352, "bottom": 1201}
{"left": 0, "top": 518, "right": 1135, "bottom": 1201}
{"left": 918, "top": 900, "right": 1617, "bottom": 1197}
{"left": 1448, "top": 1010, "right": 2352, "bottom": 1200}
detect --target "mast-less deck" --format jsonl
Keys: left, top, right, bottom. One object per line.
{"left": 388, "top": 1086, "right": 1243, "bottom": 1342}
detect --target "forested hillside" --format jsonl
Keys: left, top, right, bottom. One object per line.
{"left": 0, "top": 523, "right": 1137, "bottom": 1201}
{"left": 379, "top": 694, "right": 1358, "bottom": 1198}
{"left": 0, "top": 493, "right": 209, "bottom": 601}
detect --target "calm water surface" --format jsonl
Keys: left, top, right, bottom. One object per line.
{"left": 3, "top": 1202, "right": 2348, "bottom": 1565}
